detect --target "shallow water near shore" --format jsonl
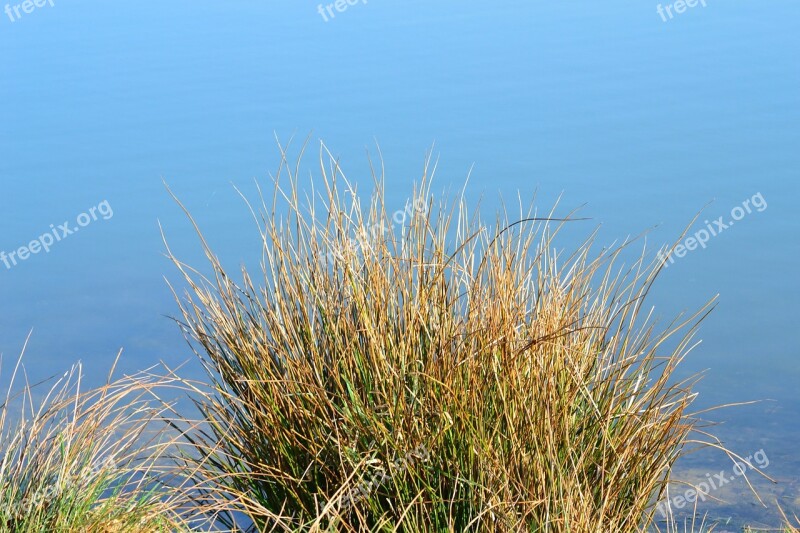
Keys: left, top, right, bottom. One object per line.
{"left": 1, "top": 1, "right": 798, "bottom": 526}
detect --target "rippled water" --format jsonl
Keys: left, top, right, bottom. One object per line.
{"left": 1, "top": 1, "right": 798, "bottom": 527}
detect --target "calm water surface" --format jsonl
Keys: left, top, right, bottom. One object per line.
{"left": 1, "top": 1, "right": 798, "bottom": 527}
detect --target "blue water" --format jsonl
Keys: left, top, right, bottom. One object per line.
{"left": 1, "top": 1, "right": 798, "bottom": 527}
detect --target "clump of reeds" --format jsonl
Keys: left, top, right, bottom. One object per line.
{"left": 166, "top": 140, "right": 716, "bottom": 531}
{"left": 0, "top": 336, "right": 187, "bottom": 532}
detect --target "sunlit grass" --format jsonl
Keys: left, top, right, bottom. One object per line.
{"left": 1, "top": 141, "right": 794, "bottom": 531}
{"left": 0, "top": 337, "right": 187, "bottom": 533}
{"left": 162, "top": 139, "right": 727, "bottom": 532}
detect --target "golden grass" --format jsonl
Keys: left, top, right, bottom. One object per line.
{"left": 0, "top": 335, "right": 187, "bottom": 532}
{"left": 1, "top": 141, "right": 793, "bottom": 531}
{"left": 0, "top": 139, "right": 800, "bottom": 533}
{"left": 162, "top": 139, "right": 723, "bottom": 532}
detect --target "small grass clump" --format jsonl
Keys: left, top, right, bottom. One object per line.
{"left": 0, "top": 339, "right": 186, "bottom": 533}
{"left": 166, "top": 140, "right": 717, "bottom": 531}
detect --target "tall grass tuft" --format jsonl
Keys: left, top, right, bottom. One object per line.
{"left": 166, "top": 140, "right": 716, "bottom": 532}
{"left": 0, "top": 337, "right": 187, "bottom": 532}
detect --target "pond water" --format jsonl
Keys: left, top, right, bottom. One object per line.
{"left": 1, "top": 1, "right": 797, "bottom": 527}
